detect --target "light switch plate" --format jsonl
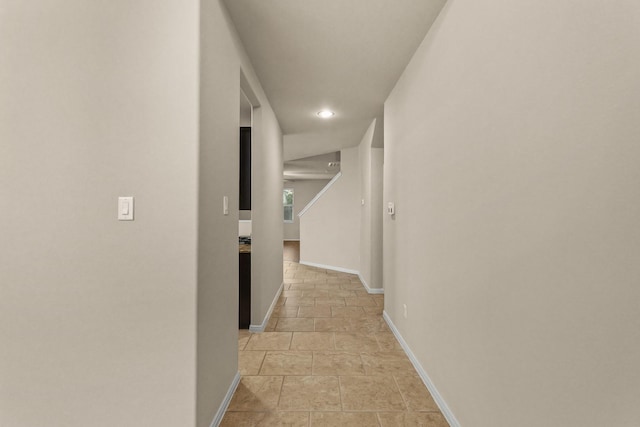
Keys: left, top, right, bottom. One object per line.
{"left": 387, "top": 202, "right": 395, "bottom": 215}
{"left": 118, "top": 197, "right": 134, "bottom": 221}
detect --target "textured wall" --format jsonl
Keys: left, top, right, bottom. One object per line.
{"left": 300, "top": 148, "right": 361, "bottom": 272}
{"left": 1, "top": 1, "right": 199, "bottom": 425}
{"left": 198, "top": 1, "right": 283, "bottom": 424}
{"left": 284, "top": 180, "right": 331, "bottom": 241}
{"left": 384, "top": 1, "right": 640, "bottom": 425}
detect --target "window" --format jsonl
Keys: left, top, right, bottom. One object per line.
{"left": 283, "top": 188, "right": 294, "bottom": 222}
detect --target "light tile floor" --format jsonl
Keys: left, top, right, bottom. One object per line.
{"left": 222, "top": 261, "right": 449, "bottom": 427}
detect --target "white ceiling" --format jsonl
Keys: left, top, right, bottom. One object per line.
{"left": 223, "top": 0, "right": 446, "bottom": 162}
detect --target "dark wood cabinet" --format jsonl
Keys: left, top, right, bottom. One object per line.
{"left": 239, "top": 127, "right": 251, "bottom": 210}
{"left": 239, "top": 250, "right": 251, "bottom": 329}
{"left": 239, "top": 126, "right": 251, "bottom": 328}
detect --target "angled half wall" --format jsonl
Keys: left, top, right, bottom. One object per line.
{"left": 299, "top": 119, "right": 384, "bottom": 293}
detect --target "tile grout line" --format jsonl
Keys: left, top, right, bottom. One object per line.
{"left": 391, "top": 374, "right": 409, "bottom": 412}
{"left": 373, "top": 333, "right": 383, "bottom": 352}
{"left": 256, "top": 349, "right": 267, "bottom": 376}
{"left": 275, "top": 375, "right": 286, "bottom": 410}
{"left": 358, "top": 352, "right": 367, "bottom": 378}
{"left": 375, "top": 411, "right": 383, "bottom": 427}
{"left": 337, "top": 375, "right": 344, "bottom": 412}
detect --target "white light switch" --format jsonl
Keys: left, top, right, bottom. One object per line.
{"left": 118, "top": 197, "right": 134, "bottom": 221}
{"left": 387, "top": 202, "right": 395, "bottom": 215}
{"left": 223, "top": 196, "right": 229, "bottom": 216}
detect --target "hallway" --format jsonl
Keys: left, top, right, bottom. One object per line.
{"left": 283, "top": 241, "right": 301, "bottom": 263}
{"left": 222, "top": 262, "right": 448, "bottom": 426}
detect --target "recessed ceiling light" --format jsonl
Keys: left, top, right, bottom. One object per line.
{"left": 317, "top": 110, "right": 335, "bottom": 119}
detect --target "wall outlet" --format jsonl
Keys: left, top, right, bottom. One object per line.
{"left": 403, "top": 304, "right": 408, "bottom": 319}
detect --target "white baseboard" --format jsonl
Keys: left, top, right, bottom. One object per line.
{"left": 283, "top": 239, "right": 300, "bottom": 242}
{"left": 299, "top": 260, "right": 359, "bottom": 275}
{"left": 299, "top": 261, "right": 384, "bottom": 295}
{"left": 382, "top": 311, "right": 461, "bottom": 427}
{"left": 249, "top": 282, "right": 284, "bottom": 332}
{"left": 209, "top": 371, "right": 241, "bottom": 427}
{"left": 357, "top": 273, "right": 384, "bottom": 295}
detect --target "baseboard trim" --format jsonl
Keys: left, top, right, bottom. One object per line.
{"left": 299, "top": 260, "right": 359, "bottom": 275}
{"left": 299, "top": 261, "right": 384, "bottom": 295}
{"left": 209, "top": 371, "right": 241, "bottom": 427}
{"left": 249, "top": 282, "right": 284, "bottom": 332}
{"left": 283, "top": 239, "right": 300, "bottom": 242}
{"left": 383, "top": 311, "right": 461, "bottom": 427}
{"left": 357, "top": 273, "right": 384, "bottom": 295}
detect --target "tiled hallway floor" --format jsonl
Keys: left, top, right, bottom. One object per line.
{"left": 222, "top": 262, "right": 449, "bottom": 426}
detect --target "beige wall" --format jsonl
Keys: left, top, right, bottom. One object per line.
{"left": 358, "top": 120, "right": 384, "bottom": 290}
{"left": 283, "top": 180, "right": 331, "bottom": 241}
{"left": 240, "top": 91, "right": 252, "bottom": 127}
{"left": 300, "top": 148, "right": 361, "bottom": 272}
{"left": 197, "top": 1, "right": 238, "bottom": 425}
{"left": 384, "top": 1, "right": 640, "bottom": 426}
{"left": 370, "top": 148, "right": 384, "bottom": 290}
{"left": 250, "top": 105, "right": 284, "bottom": 328}
{"left": 199, "top": 0, "right": 283, "bottom": 424}
{"left": 0, "top": 1, "right": 199, "bottom": 426}
{"left": 0, "top": 1, "right": 283, "bottom": 426}
{"left": 299, "top": 124, "right": 383, "bottom": 288}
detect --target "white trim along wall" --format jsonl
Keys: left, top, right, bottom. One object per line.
{"left": 383, "top": 312, "right": 460, "bottom": 427}
{"left": 208, "top": 372, "right": 241, "bottom": 427}
{"left": 298, "top": 261, "right": 384, "bottom": 295}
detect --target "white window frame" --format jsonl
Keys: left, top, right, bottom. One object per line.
{"left": 283, "top": 188, "right": 294, "bottom": 223}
